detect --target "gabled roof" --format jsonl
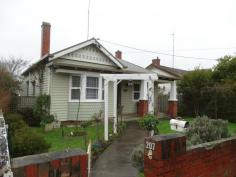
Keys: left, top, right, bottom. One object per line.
{"left": 22, "top": 38, "right": 152, "bottom": 75}
{"left": 50, "top": 38, "right": 124, "bottom": 69}
{"left": 146, "top": 63, "right": 188, "bottom": 79}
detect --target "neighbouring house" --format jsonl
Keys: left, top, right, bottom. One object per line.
{"left": 146, "top": 57, "right": 188, "bottom": 116}
{"left": 21, "top": 22, "right": 179, "bottom": 140}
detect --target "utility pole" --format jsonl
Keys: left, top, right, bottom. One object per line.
{"left": 87, "top": 0, "right": 91, "bottom": 40}
{"left": 171, "top": 33, "right": 175, "bottom": 69}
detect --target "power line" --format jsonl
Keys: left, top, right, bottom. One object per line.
{"left": 98, "top": 39, "right": 219, "bottom": 61}
{"left": 161, "top": 47, "right": 236, "bottom": 52}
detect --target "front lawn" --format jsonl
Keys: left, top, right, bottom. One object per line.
{"left": 29, "top": 118, "right": 236, "bottom": 153}
{"left": 30, "top": 123, "right": 113, "bottom": 152}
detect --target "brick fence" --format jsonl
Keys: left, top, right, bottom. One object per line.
{"left": 144, "top": 134, "right": 236, "bottom": 177}
{"left": 11, "top": 149, "right": 88, "bottom": 177}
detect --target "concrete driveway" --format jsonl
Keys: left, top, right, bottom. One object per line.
{"left": 90, "top": 121, "right": 146, "bottom": 177}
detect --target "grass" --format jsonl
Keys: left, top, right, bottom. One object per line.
{"left": 30, "top": 123, "right": 113, "bottom": 152}
{"left": 228, "top": 121, "right": 236, "bottom": 135}
{"left": 30, "top": 117, "right": 236, "bottom": 152}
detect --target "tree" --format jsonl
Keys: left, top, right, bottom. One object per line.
{"left": 0, "top": 67, "right": 20, "bottom": 110}
{"left": 0, "top": 56, "right": 28, "bottom": 79}
{"left": 178, "top": 55, "right": 236, "bottom": 122}
{"left": 212, "top": 55, "right": 236, "bottom": 82}
{"left": 178, "top": 68, "right": 213, "bottom": 116}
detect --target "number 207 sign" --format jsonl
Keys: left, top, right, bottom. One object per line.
{"left": 146, "top": 141, "right": 155, "bottom": 151}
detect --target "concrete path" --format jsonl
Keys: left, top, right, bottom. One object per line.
{"left": 90, "top": 121, "right": 146, "bottom": 177}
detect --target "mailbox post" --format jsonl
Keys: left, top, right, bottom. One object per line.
{"left": 144, "top": 134, "right": 186, "bottom": 177}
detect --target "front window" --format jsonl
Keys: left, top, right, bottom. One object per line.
{"left": 133, "top": 83, "right": 140, "bottom": 101}
{"left": 70, "top": 76, "right": 81, "bottom": 100}
{"left": 86, "top": 77, "right": 99, "bottom": 99}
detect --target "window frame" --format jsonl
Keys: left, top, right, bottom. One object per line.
{"left": 69, "top": 75, "right": 81, "bottom": 102}
{"left": 132, "top": 83, "right": 141, "bottom": 102}
{"left": 85, "top": 76, "right": 99, "bottom": 100}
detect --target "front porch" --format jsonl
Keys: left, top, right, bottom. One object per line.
{"left": 101, "top": 73, "right": 179, "bottom": 141}
{"left": 101, "top": 73, "right": 158, "bottom": 141}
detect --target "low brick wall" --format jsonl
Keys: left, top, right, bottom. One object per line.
{"left": 144, "top": 134, "right": 236, "bottom": 177}
{"left": 11, "top": 149, "right": 88, "bottom": 177}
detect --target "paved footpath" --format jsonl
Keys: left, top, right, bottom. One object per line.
{"left": 90, "top": 121, "right": 146, "bottom": 177}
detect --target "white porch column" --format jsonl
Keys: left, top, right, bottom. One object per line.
{"left": 113, "top": 80, "right": 117, "bottom": 134}
{"left": 104, "top": 79, "right": 109, "bottom": 141}
{"left": 169, "top": 80, "right": 177, "bottom": 101}
{"left": 168, "top": 80, "right": 178, "bottom": 117}
{"left": 148, "top": 80, "right": 154, "bottom": 113}
{"left": 140, "top": 80, "right": 148, "bottom": 100}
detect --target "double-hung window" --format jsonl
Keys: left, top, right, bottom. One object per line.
{"left": 133, "top": 83, "right": 140, "bottom": 101}
{"left": 70, "top": 76, "right": 81, "bottom": 100}
{"left": 86, "top": 77, "right": 99, "bottom": 99}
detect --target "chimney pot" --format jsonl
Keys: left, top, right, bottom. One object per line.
{"left": 115, "top": 50, "right": 122, "bottom": 59}
{"left": 152, "top": 57, "right": 160, "bottom": 67}
{"left": 41, "top": 22, "right": 51, "bottom": 57}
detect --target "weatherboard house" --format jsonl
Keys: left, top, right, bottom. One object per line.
{"left": 21, "top": 22, "right": 180, "bottom": 140}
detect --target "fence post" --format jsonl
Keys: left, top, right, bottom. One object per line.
{"left": 0, "top": 110, "right": 13, "bottom": 177}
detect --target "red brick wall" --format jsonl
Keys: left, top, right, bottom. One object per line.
{"left": 11, "top": 149, "right": 88, "bottom": 177}
{"left": 138, "top": 100, "right": 148, "bottom": 117}
{"left": 168, "top": 101, "right": 178, "bottom": 118}
{"left": 144, "top": 134, "right": 236, "bottom": 177}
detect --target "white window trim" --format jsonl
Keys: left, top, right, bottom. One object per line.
{"left": 69, "top": 75, "right": 81, "bottom": 102}
{"left": 86, "top": 76, "right": 100, "bottom": 100}
{"left": 132, "top": 83, "right": 141, "bottom": 102}
{"left": 68, "top": 73, "right": 104, "bottom": 102}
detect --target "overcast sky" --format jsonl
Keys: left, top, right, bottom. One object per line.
{"left": 1, "top": 0, "right": 236, "bottom": 70}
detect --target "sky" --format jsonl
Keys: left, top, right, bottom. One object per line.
{"left": 0, "top": 0, "right": 236, "bottom": 70}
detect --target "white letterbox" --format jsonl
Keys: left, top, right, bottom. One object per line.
{"left": 170, "top": 119, "right": 189, "bottom": 132}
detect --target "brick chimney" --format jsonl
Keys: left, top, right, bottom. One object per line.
{"left": 41, "top": 22, "right": 51, "bottom": 57}
{"left": 152, "top": 57, "right": 160, "bottom": 67}
{"left": 115, "top": 50, "right": 122, "bottom": 59}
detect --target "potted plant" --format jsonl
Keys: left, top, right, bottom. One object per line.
{"left": 41, "top": 114, "right": 54, "bottom": 131}
{"left": 138, "top": 114, "right": 159, "bottom": 136}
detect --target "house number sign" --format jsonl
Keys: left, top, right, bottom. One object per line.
{"left": 145, "top": 141, "right": 155, "bottom": 160}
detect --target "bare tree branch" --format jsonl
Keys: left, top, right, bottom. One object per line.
{"left": 0, "top": 56, "right": 29, "bottom": 79}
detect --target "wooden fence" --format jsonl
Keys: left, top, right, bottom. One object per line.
{"left": 157, "top": 94, "right": 183, "bottom": 114}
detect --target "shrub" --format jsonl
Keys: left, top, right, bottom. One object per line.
{"left": 33, "top": 94, "right": 50, "bottom": 116}
{"left": 4, "top": 113, "right": 27, "bottom": 136}
{"left": 33, "top": 94, "right": 54, "bottom": 126}
{"left": 4, "top": 113, "right": 50, "bottom": 157}
{"left": 131, "top": 144, "right": 144, "bottom": 172}
{"left": 18, "top": 107, "right": 41, "bottom": 127}
{"left": 138, "top": 114, "right": 159, "bottom": 134}
{"left": 187, "top": 116, "right": 229, "bottom": 146}
{"left": 40, "top": 114, "right": 55, "bottom": 126}
{"left": 11, "top": 129, "right": 50, "bottom": 157}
